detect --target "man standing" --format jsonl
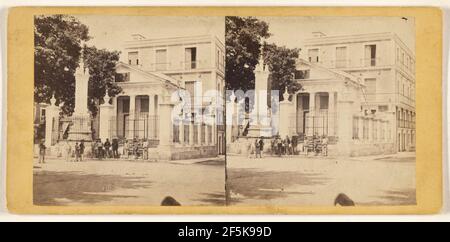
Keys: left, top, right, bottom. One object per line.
{"left": 255, "top": 138, "right": 261, "bottom": 158}
{"left": 79, "top": 140, "right": 85, "bottom": 161}
{"left": 258, "top": 137, "right": 264, "bottom": 158}
{"left": 74, "top": 142, "right": 81, "bottom": 162}
{"left": 38, "top": 140, "right": 46, "bottom": 164}
{"left": 97, "top": 139, "right": 104, "bottom": 160}
{"left": 112, "top": 138, "right": 119, "bottom": 159}
{"left": 104, "top": 138, "right": 111, "bottom": 158}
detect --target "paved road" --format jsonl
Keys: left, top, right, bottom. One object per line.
{"left": 226, "top": 152, "right": 416, "bottom": 206}
{"left": 33, "top": 157, "right": 225, "bottom": 206}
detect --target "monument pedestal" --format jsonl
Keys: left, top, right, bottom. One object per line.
{"left": 246, "top": 125, "right": 273, "bottom": 138}
{"left": 67, "top": 113, "right": 93, "bottom": 142}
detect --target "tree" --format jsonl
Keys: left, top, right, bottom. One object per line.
{"left": 83, "top": 46, "right": 122, "bottom": 116}
{"left": 225, "top": 16, "right": 271, "bottom": 93}
{"left": 34, "top": 15, "right": 121, "bottom": 116}
{"left": 263, "top": 43, "right": 301, "bottom": 101}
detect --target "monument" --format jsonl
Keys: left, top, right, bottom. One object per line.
{"left": 67, "top": 46, "right": 93, "bottom": 143}
{"left": 246, "top": 48, "right": 273, "bottom": 137}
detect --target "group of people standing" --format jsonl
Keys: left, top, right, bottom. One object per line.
{"left": 272, "top": 135, "right": 298, "bottom": 156}
{"left": 93, "top": 138, "right": 119, "bottom": 159}
{"left": 61, "top": 140, "right": 85, "bottom": 162}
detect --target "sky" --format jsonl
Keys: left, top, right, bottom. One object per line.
{"left": 258, "top": 16, "right": 415, "bottom": 53}
{"left": 72, "top": 15, "right": 414, "bottom": 56}
{"left": 74, "top": 15, "right": 225, "bottom": 53}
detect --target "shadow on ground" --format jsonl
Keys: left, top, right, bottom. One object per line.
{"left": 34, "top": 170, "right": 152, "bottom": 205}
{"left": 227, "top": 168, "right": 329, "bottom": 204}
{"left": 374, "top": 156, "right": 415, "bottom": 163}
{"left": 359, "top": 188, "right": 417, "bottom": 206}
{"left": 194, "top": 192, "right": 226, "bottom": 206}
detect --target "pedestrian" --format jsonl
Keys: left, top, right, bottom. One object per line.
{"left": 38, "top": 140, "right": 46, "bottom": 164}
{"left": 64, "top": 140, "right": 72, "bottom": 162}
{"left": 74, "top": 142, "right": 81, "bottom": 162}
{"left": 248, "top": 140, "right": 255, "bottom": 159}
{"left": 92, "top": 140, "right": 98, "bottom": 158}
{"left": 123, "top": 140, "right": 129, "bottom": 158}
{"left": 104, "top": 138, "right": 111, "bottom": 158}
{"left": 133, "top": 138, "right": 139, "bottom": 159}
{"left": 276, "top": 136, "right": 282, "bottom": 157}
{"left": 285, "top": 135, "right": 291, "bottom": 155}
{"left": 259, "top": 137, "right": 264, "bottom": 158}
{"left": 255, "top": 138, "right": 261, "bottom": 158}
{"left": 97, "top": 139, "right": 104, "bottom": 160}
{"left": 142, "top": 139, "right": 148, "bottom": 160}
{"left": 321, "top": 135, "right": 328, "bottom": 156}
{"left": 79, "top": 140, "right": 85, "bottom": 161}
{"left": 112, "top": 138, "right": 119, "bottom": 158}
{"left": 292, "top": 135, "right": 298, "bottom": 155}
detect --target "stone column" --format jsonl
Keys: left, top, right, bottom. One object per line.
{"left": 149, "top": 94, "right": 155, "bottom": 116}
{"left": 44, "top": 96, "right": 60, "bottom": 148}
{"left": 358, "top": 116, "right": 364, "bottom": 141}
{"left": 279, "top": 88, "right": 293, "bottom": 137}
{"left": 128, "top": 95, "right": 136, "bottom": 139}
{"left": 212, "top": 115, "right": 216, "bottom": 145}
{"left": 197, "top": 115, "right": 203, "bottom": 146}
{"left": 99, "top": 95, "right": 114, "bottom": 141}
{"left": 189, "top": 118, "right": 195, "bottom": 146}
{"left": 309, "top": 92, "right": 316, "bottom": 115}
{"left": 328, "top": 92, "right": 335, "bottom": 136}
{"left": 337, "top": 100, "right": 354, "bottom": 156}
{"left": 157, "top": 98, "right": 175, "bottom": 160}
{"left": 178, "top": 120, "right": 184, "bottom": 145}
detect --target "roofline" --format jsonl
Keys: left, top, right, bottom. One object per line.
{"left": 303, "top": 32, "right": 414, "bottom": 58}
{"left": 297, "top": 58, "right": 364, "bottom": 87}
{"left": 123, "top": 34, "right": 224, "bottom": 49}
{"left": 115, "top": 62, "right": 180, "bottom": 88}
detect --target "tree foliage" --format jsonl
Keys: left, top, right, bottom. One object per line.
{"left": 225, "top": 16, "right": 301, "bottom": 101}
{"left": 34, "top": 15, "right": 121, "bottom": 116}
{"left": 83, "top": 46, "right": 122, "bottom": 116}
{"left": 225, "top": 16, "right": 270, "bottom": 92}
{"left": 263, "top": 43, "right": 301, "bottom": 101}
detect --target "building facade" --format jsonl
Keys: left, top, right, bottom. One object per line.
{"left": 98, "top": 34, "right": 226, "bottom": 159}
{"left": 300, "top": 32, "right": 415, "bottom": 152}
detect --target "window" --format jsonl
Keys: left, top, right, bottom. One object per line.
{"left": 335, "top": 46, "right": 347, "bottom": 68}
{"left": 352, "top": 117, "right": 359, "bottom": 139}
{"left": 122, "top": 99, "right": 130, "bottom": 113}
{"left": 115, "top": 73, "right": 130, "bottom": 82}
{"left": 319, "top": 95, "right": 329, "bottom": 110}
{"left": 294, "top": 70, "right": 310, "bottom": 79}
{"left": 378, "top": 105, "right": 388, "bottom": 112}
{"left": 364, "top": 45, "right": 376, "bottom": 66}
{"left": 364, "top": 78, "right": 376, "bottom": 102}
{"left": 128, "top": 52, "right": 138, "bottom": 66}
{"left": 140, "top": 96, "right": 149, "bottom": 113}
{"left": 216, "top": 50, "right": 220, "bottom": 67}
{"left": 308, "top": 49, "right": 319, "bottom": 63}
{"left": 155, "top": 49, "right": 167, "bottom": 71}
{"left": 185, "top": 47, "right": 197, "bottom": 69}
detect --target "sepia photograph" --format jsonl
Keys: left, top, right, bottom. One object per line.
{"left": 32, "top": 15, "right": 226, "bottom": 206}
{"left": 225, "top": 16, "right": 416, "bottom": 206}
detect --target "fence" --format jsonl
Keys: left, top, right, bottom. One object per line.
{"left": 109, "top": 115, "right": 159, "bottom": 140}
{"left": 352, "top": 115, "right": 391, "bottom": 142}
{"left": 290, "top": 112, "right": 338, "bottom": 137}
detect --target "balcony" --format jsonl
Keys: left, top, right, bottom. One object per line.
{"left": 361, "top": 58, "right": 380, "bottom": 67}
{"left": 150, "top": 62, "right": 171, "bottom": 71}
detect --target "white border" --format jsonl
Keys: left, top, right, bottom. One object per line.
{"left": 0, "top": 0, "right": 448, "bottom": 222}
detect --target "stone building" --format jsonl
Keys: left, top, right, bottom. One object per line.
{"left": 98, "top": 34, "right": 226, "bottom": 159}
{"left": 300, "top": 32, "right": 415, "bottom": 152}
